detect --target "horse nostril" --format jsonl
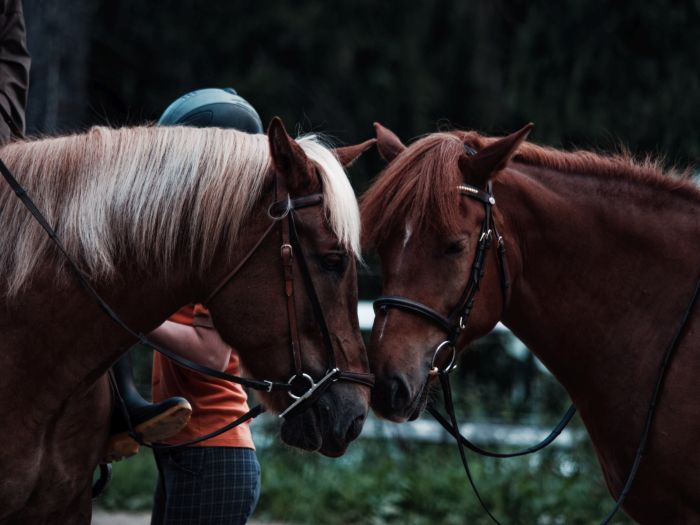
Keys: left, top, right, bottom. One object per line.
{"left": 388, "top": 373, "right": 412, "bottom": 412}
{"left": 370, "top": 373, "right": 414, "bottom": 419}
{"left": 345, "top": 413, "right": 365, "bottom": 442}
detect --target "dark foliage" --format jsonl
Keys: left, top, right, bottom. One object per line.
{"left": 25, "top": 1, "right": 700, "bottom": 172}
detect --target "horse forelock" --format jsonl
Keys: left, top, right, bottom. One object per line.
{"left": 297, "top": 136, "right": 361, "bottom": 257}
{"left": 360, "top": 133, "right": 467, "bottom": 249}
{"left": 0, "top": 125, "right": 273, "bottom": 296}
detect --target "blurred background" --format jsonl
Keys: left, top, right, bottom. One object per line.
{"left": 22, "top": 0, "right": 699, "bottom": 523}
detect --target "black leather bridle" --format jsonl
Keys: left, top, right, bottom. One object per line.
{"left": 0, "top": 158, "right": 374, "bottom": 451}
{"left": 374, "top": 179, "right": 509, "bottom": 374}
{"left": 202, "top": 170, "right": 375, "bottom": 420}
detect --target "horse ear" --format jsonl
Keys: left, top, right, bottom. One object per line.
{"left": 460, "top": 123, "right": 534, "bottom": 186}
{"left": 334, "top": 138, "right": 376, "bottom": 168}
{"left": 374, "top": 122, "right": 406, "bottom": 162}
{"left": 267, "top": 116, "right": 319, "bottom": 194}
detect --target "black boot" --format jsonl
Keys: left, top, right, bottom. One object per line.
{"left": 105, "top": 352, "right": 192, "bottom": 462}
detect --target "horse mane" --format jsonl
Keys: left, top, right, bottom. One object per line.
{"left": 0, "top": 126, "right": 360, "bottom": 296}
{"left": 361, "top": 129, "right": 699, "bottom": 248}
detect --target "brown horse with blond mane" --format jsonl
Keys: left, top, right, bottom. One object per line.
{"left": 0, "top": 118, "right": 373, "bottom": 524}
{"left": 362, "top": 122, "right": 699, "bottom": 524}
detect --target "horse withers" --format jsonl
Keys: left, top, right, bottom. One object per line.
{"left": 0, "top": 118, "right": 373, "bottom": 524}
{"left": 361, "top": 122, "right": 700, "bottom": 524}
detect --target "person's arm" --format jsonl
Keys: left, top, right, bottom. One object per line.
{"left": 0, "top": 0, "right": 30, "bottom": 143}
{"left": 148, "top": 320, "right": 233, "bottom": 372}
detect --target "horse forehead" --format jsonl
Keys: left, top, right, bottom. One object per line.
{"left": 381, "top": 221, "right": 429, "bottom": 275}
{"left": 296, "top": 206, "right": 336, "bottom": 242}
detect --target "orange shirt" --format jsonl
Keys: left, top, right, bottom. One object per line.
{"left": 151, "top": 304, "right": 254, "bottom": 449}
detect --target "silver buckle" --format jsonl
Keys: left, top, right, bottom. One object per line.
{"left": 267, "top": 195, "right": 292, "bottom": 220}
{"left": 479, "top": 229, "right": 492, "bottom": 243}
{"left": 263, "top": 380, "right": 274, "bottom": 393}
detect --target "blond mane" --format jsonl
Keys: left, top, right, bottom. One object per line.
{"left": 0, "top": 125, "right": 360, "bottom": 295}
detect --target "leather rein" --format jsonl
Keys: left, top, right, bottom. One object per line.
{"left": 371, "top": 154, "right": 699, "bottom": 524}
{"left": 0, "top": 158, "right": 373, "bottom": 452}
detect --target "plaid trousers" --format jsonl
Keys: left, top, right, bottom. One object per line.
{"left": 151, "top": 447, "right": 261, "bottom": 525}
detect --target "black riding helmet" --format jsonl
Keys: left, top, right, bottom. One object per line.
{"left": 158, "top": 87, "right": 263, "bottom": 133}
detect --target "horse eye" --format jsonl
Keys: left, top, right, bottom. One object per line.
{"left": 321, "top": 252, "right": 348, "bottom": 272}
{"left": 445, "top": 240, "right": 466, "bottom": 255}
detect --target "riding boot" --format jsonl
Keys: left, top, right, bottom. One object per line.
{"left": 105, "top": 352, "right": 192, "bottom": 462}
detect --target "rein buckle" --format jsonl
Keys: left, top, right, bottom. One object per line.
{"left": 280, "top": 243, "right": 293, "bottom": 259}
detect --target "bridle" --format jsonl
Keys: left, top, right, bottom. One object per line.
{"left": 0, "top": 158, "right": 374, "bottom": 450}
{"left": 202, "top": 168, "right": 375, "bottom": 419}
{"left": 374, "top": 177, "right": 510, "bottom": 375}
{"left": 370, "top": 149, "right": 700, "bottom": 524}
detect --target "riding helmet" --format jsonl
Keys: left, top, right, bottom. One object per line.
{"left": 157, "top": 87, "right": 263, "bottom": 133}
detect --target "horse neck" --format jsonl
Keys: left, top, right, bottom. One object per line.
{"left": 496, "top": 163, "right": 699, "bottom": 407}
{"left": 7, "top": 201, "right": 270, "bottom": 408}
{"left": 5, "top": 265, "right": 191, "bottom": 407}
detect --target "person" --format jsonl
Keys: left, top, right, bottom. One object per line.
{"left": 0, "top": 0, "right": 31, "bottom": 144}
{"left": 149, "top": 88, "right": 264, "bottom": 525}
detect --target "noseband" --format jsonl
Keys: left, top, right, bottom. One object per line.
{"left": 373, "top": 179, "right": 509, "bottom": 373}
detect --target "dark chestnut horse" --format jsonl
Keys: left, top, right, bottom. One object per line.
{"left": 362, "top": 123, "right": 699, "bottom": 524}
{"left": 0, "top": 118, "right": 373, "bottom": 524}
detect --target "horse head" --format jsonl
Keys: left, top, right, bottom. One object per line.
{"left": 203, "top": 117, "right": 374, "bottom": 456}
{"left": 361, "top": 122, "right": 531, "bottom": 422}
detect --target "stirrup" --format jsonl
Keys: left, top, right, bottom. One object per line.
{"left": 104, "top": 399, "right": 192, "bottom": 462}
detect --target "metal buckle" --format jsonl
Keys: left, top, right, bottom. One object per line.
{"left": 267, "top": 195, "right": 292, "bottom": 220}
{"left": 280, "top": 243, "right": 293, "bottom": 258}
{"left": 428, "top": 341, "right": 457, "bottom": 376}
{"left": 263, "top": 380, "right": 274, "bottom": 393}
{"left": 479, "top": 229, "right": 492, "bottom": 243}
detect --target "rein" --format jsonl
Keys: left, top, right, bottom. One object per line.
{"left": 0, "top": 158, "right": 373, "bottom": 452}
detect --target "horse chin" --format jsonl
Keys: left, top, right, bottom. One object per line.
{"left": 279, "top": 394, "right": 364, "bottom": 457}
{"left": 373, "top": 377, "right": 430, "bottom": 423}
{"left": 407, "top": 379, "right": 431, "bottom": 421}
